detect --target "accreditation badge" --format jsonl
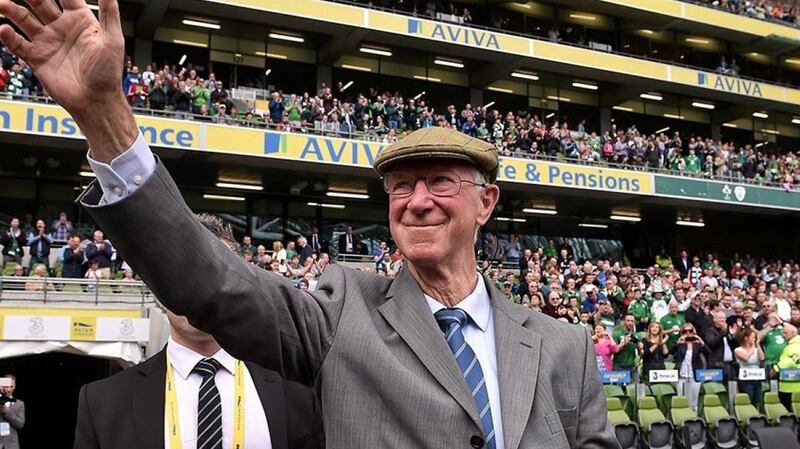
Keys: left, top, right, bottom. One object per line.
{"left": 0, "top": 422, "right": 10, "bottom": 436}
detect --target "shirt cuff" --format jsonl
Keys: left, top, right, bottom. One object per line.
{"left": 86, "top": 133, "right": 156, "bottom": 205}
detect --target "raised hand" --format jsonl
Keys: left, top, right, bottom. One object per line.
{"left": 0, "top": 0, "right": 138, "bottom": 159}
{"left": 0, "top": 0, "right": 122, "bottom": 112}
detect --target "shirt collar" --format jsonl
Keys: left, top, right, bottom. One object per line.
{"left": 167, "top": 336, "right": 236, "bottom": 380}
{"left": 424, "top": 273, "right": 491, "bottom": 332}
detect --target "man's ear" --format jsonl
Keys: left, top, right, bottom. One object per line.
{"left": 476, "top": 184, "right": 500, "bottom": 226}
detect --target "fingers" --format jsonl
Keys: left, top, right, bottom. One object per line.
{"left": 0, "top": 25, "right": 32, "bottom": 61}
{"left": 59, "top": 0, "right": 87, "bottom": 10}
{"left": 24, "top": 0, "right": 62, "bottom": 24}
{"left": 98, "top": 0, "right": 121, "bottom": 38}
{"left": 0, "top": 0, "right": 44, "bottom": 39}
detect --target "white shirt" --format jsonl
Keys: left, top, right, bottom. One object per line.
{"left": 424, "top": 275, "right": 505, "bottom": 449}
{"left": 165, "top": 337, "right": 272, "bottom": 449}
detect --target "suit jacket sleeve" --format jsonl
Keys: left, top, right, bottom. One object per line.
{"left": 78, "top": 161, "right": 345, "bottom": 384}
{"left": 73, "top": 386, "right": 99, "bottom": 449}
{"left": 5, "top": 400, "right": 24, "bottom": 430}
{"left": 576, "top": 330, "right": 619, "bottom": 449}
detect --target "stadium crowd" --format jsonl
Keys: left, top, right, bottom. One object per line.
{"left": 696, "top": 0, "right": 800, "bottom": 25}
{"left": 2, "top": 46, "right": 796, "bottom": 190}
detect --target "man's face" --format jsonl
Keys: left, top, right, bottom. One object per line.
{"left": 36, "top": 220, "right": 45, "bottom": 231}
{"left": 1, "top": 377, "right": 14, "bottom": 396}
{"left": 669, "top": 302, "right": 678, "bottom": 314}
{"left": 624, "top": 315, "right": 635, "bottom": 330}
{"left": 387, "top": 160, "right": 498, "bottom": 268}
{"left": 93, "top": 230, "right": 103, "bottom": 242}
{"left": 713, "top": 312, "right": 727, "bottom": 329}
{"left": 166, "top": 310, "right": 215, "bottom": 347}
{"left": 243, "top": 236, "right": 251, "bottom": 246}
{"left": 10, "top": 218, "right": 18, "bottom": 228}
{"left": 69, "top": 236, "right": 80, "bottom": 249}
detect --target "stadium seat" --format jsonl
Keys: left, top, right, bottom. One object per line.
{"left": 650, "top": 383, "right": 677, "bottom": 417}
{"left": 637, "top": 396, "right": 675, "bottom": 449}
{"left": 734, "top": 393, "right": 769, "bottom": 447}
{"left": 702, "top": 395, "right": 739, "bottom": 449}
{"left": 753, "top": 427, "right": 800, "bottom": 449}
{"left": 700, "top": 382, "right": 729, "bottom": 413}
{"left": 763, "top": 392, "right": 797, "bottom": 434}
{"left": 607, "top": 398, "right": 639, "bottom": 449}
{"left": 605, "top": 384, "right": 631, "bottom": 419}
{"left": 670, "top": 396, "right": 707, "bottom": 449}
{"left": 792, "top": 392, "right": 800, "bottom": 416}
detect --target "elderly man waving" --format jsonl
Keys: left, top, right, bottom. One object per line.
{"left": 0, "top": 1, "right": 617, "bottom": 448}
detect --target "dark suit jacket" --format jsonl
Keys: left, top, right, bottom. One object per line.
{"left": 336, "top": 233, "right": 358, "bottom": 255}
{"left": 677, "top": 258, "right": 690, "bottom": 278}
{"left": 73, "top": 349, "right": 323, "bottom": 449}
{"left": 704, "top": 326, "right": 739, "bottom": 363}
{"left": 62, "top": 248, "right": 85, "bottom": 279}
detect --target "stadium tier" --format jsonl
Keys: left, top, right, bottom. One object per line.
{"left": 0, "top": 1, "right": 799, "bottom": 448}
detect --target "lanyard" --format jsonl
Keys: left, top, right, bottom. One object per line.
{"left": 166, "top": 356, "right": 245, "bottom": 449}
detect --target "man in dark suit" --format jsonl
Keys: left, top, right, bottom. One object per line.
{"left": 61, "top": 234, "right": 85, "bottom": 279}
{"left": 705, "top": 310, "right": 739, "bottom": 381}
{"left": 336, "top": 225, "right": 358, "bottom": 255}
{"left": 677, "top": 250, "right": 691, "bottom": 278}
{"left": 73, "top": 214, "right": 323, "bottom": 449}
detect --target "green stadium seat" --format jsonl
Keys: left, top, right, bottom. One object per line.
{"left": 701, "top": 395, "right": 739, "bottom": 449}
{"left": 665, "top": 361, "right": 675, "bottom": 371}
{"left": 637, "top": 396, "right": 675, "bottom": 449}
{"left": 734, "top": 393, "right": 769, "bottom": 447}
{"left": 763, "top": 391, "right": 798, "bottom": 434}
{"left": 604, "top": 385, "right": 630, "bottom": 419}
{"left": 699, "top": 381, "right": 728, "bottom": 414}
{"left": 625, "top": 384, "right": 647, "bottom": 419}
{"left": 606, "top": 398, "right": 639, "bottom": 449}
{"left": 792, "top": 392, "right": 800, "bottom": 416}
{"left": 670, "top": 396, "right": 707, "bottom": 449}
{"left": 650, "top": 383, "right": 677, "bottom": 417}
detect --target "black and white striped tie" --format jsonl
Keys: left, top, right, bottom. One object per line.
{"left": 193, "top": 358, "right": 223, "bottom": 449}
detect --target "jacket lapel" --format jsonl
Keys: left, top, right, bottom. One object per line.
{"left": 247, "top": 363, "right": 289, "bottom": 449}
{"left": 488, "top": 278, "right": 541, "bottom": 449}
{"left": 377, "top": 269, "right": 482, "bottom": 429}
{"left": 132, "top": 349, "right": 167, "bottom": 449}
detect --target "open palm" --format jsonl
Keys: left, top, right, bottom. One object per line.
{"left": 0, "top": 0, "right": 124, "bottom": 114}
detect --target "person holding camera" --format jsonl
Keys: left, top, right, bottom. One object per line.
{"left": 639, "top": 322, "right": 670, "bottom": 381}
{"left": 671, "top": 324, "right": 705, "bottom": 410}
{"left": 0, "top": 374, "right": 24, "bottom": 449}
{"left": 735, "top": 327, "right": 765, "bottom": 409}
{"left": 760, "top": 312, "right": 788, "bottom": 381}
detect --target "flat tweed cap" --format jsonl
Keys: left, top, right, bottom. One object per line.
{"left": 373, "top": 127, "right": 500, "bottom": 182}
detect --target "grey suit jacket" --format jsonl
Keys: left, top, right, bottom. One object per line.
{"left": 0, "top": 398, "right": 24, "bottom": 449}
{"left": 79, "top": 161, "right": 619, "bottom": 449}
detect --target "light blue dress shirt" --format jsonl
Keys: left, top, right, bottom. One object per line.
{"left": 424, "top": 275, "right": 505, "bottom": 449}
{"left": 86, "top": 133, "right": 156, "bottom": 205}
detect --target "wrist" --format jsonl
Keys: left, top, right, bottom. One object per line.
{"left": 73, "top": 91, "right": 139, "bottom": 163}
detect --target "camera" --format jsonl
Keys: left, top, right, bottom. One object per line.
{"left": 685, "top": 336, "right": 697, "bottom": 342}
{"left": 0, "top": 394, "right": 15, "bottom": 404}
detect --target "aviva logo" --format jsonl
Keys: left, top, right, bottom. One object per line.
{"left": 407, "top": 19, "right": 500, "bottom": 50}
{"left": 697, "top": 72, "right": 763, "bottom": 97}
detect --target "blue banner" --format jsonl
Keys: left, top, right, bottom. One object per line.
{"left": 601, "top": 370, "right": 631, "bottom": 385}
{"left": 695, "top": 369, "right": 724, "bottom": 382}
{"left": 780, "top": 368, "right": 800, "bottom": 381}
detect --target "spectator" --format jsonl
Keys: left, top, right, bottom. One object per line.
{"left": 272, "top": 241, "right": 287, "bottom": 263}
{"left": 0, "top": 218, "right": 25, "bottom": 267}
{"left": 611, "top": 314, "right": 638, "bottom": 380}
{"left": 671, "top": 323, "right": 705, "bottom": 410}
{"left": 638, "top": 322, "right": 669, "bottom": 380}
{"left": 735, "top": 327, "right": 765, "bottom": 409}
{"left": 592, "top": 324, "right": 619, "bottom": 372}
{"left": 777, "top": 323, "right": 800, "bottom": 411}
{"left": 26, "top": 219, "right": 53, "bottom": 270}
{"left": 51, "top": 212, "right": 73, "bottom": 243}
{"left": 705, "top": 310, "right": 739, "bottom": 380}
{"left": 84, "top": 230, "right": 113, "bottom": 280}
{"left": 0, "top": 374, "right": 24, "bottom": 449}
{"left": 25, "top": 264, "right": 54, "bottom": 292}
{"left": 61, "top": 234, "right": 85, "bottom": 279}
{"left": 337, "top": 225, "right": 359, "bottom": 255}
{"left": 240, "top": 235, "right": 256, "bottom": 257}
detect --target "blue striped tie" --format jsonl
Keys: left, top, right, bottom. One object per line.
{"left": 435, "top": 308, "right": 496, "bottom": 449}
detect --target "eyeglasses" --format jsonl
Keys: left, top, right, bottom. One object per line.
{"left": 383, "top": 171, "right": 487, "bottom": 198}
{"left": 681, "top": 329, "right": 695, "bottom": 334}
